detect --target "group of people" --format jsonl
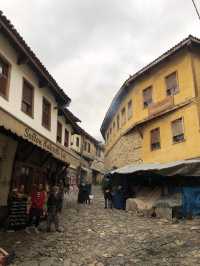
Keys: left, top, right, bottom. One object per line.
{"left": 8, "top": 183, "right": 64, "bottom": 233}
{"left": 77, "top": 182, "right": 92, "bottom": 204}
{"left": 102, "top": 177, "right": 126, "bottom": 210}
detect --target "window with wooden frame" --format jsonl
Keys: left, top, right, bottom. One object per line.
{"left": 21, "top": 79, "right": 34, "bottom": 117}
{"left": 76, "top": 137, "right": 79, "bottom": 147}
{"left": 0, "top": 56, "right": 10, "bottom": 99}
{"left": 64, "top": 129, "right": 69, "bottom": 147}
{"left": 88, "top": 143, "right": 91, "bottom": 153}
{"left": 121, "top": 107, "right": 126, "bottom": 125}
{"left": 42, "top": 97, "right": 51, "bottom": 130}
{"left": 117, "top": 115, "right": 120, "bottom": 130}
{"left": 150, "top": 128, "right": 161, "bottom": 150}
{"left": 166, "top": 72, "right": 179, "bottom": 96}
{"left": 113, "top": 121, "right": 116, "bottom": 132}
{"left": 127, "top": 100, "right": 133, "bottom": 119}
{"left": 171, "top": 118, "right": 184, "bottom": 143}
{"left": 84, "top": 141, "right": 87, "bottom": 151}
{"left": 57, "top": 121, "right": 62, "bottom": 143}
{"left": 106, "top": 132, "right": 109, "bottom": 143}
{"left": 143, "top": 86, "right": 153, "bottom": 108}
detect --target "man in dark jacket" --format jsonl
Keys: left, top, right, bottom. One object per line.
{"left": 47, "top": 186, "right": 62, "bottom": 232}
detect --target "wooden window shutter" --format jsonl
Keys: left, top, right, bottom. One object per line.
{"left": 172, "top": 118, "right": 183, "bottom": 137}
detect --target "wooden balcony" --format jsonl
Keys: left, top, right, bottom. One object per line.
{"left": 148, "top": 96, "right": 174, "bottom": 117}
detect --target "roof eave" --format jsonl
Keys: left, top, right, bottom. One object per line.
{"left": 100, "top": 35, "right": 200, "bottom": 138}
{"left": 0, "top": 11, "right": 71, "bottom": 106}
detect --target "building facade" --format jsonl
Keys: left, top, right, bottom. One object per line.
{"left": 0, "top": 11, "right": 102, "bottom": 223}
{"left": 101, "top": 35, "right": 200, "bottom": 170}
{"left": 70, "top": 127, "right": 105, "bottom": 184}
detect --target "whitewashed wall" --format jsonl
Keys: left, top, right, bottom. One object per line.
{"left": 57, "top": 116, "right": 73, "bottom": 148}
{"left": 0, "top": 32, "right": 59, "bottom": 143}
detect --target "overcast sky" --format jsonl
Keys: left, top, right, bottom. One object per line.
{"left": 1, "top": 1, "right": 200, "bottom": 140}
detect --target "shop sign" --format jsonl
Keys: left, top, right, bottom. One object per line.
{"left": 24, "top": 127, "right": 70, "bottom": 162}
{"left": 0, "top": 107, "right": 81, "bottom": 166}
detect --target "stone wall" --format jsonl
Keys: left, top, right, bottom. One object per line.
{"left": 105, "top": 130, "right": 142, "bottom": 170}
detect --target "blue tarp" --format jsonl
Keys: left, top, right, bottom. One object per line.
{"left": 182, "top": 187, "right": 200, "bottom": 216}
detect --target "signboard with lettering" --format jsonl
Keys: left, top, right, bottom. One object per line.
{"left": 0, "top": 107, "right": 81, "bottom": 167}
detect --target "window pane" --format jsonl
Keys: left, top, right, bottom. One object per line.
{"left": 117, "top": 115, "right": 120, "bottom": 129}
{"left": 64, "top": 130, "right": 69, "bottom": 147}
{"left": 42, "top": 98, "right": 51, "bottom": 129}
{"left": 151, "top": 128, "right": 160, "bottom": 150}
{"left": 22, "top": 80, "right": 33, "bottom": 116}
{"left": 76, "top": 138, "right": 79, "bottom": 147}
{"left": 128, "top": 100, "right": 132, "bottom": 119}
{"left": 166, "top": 72, "right": 178, "bottom": 95}
{"left": 143, "top": 87, "right": 152, "bottom": 107}
{"left": 57, "top": 122, "right": 62, "bottom": 143}
{"left": 121, "top": 108, "right": 126, "bottom": 125}
{"left": 171, "top": 118, "right": 184, "bottom": 143}
{"left": 0, "top": 76, "right": 7, "bottom": 97}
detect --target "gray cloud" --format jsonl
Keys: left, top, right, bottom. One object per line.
{"left": 1, "top": 0, "right": 200, "bottom": 139}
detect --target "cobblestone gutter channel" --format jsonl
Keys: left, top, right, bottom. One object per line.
{"left": 1, "top": 186, "right": 200, "bottom": 265}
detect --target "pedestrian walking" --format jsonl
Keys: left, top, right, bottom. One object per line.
{"left": 102, "top": 176, "right": 113, "bottom": 209}
{"left": 104, "top": 188, "right": 113, "bottom": 209}
{"left": 46, "top": 186, "right": 62, "bottom": 232}
{"left": 26, "top": 183, "right": 46, "bottom": 234}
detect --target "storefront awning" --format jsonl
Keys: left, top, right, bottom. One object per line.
{"left": 110, "top": 159, "right": 200, "bottom": 177}
{"left": 0, "top": 107, "right": 81, "bottom": 167}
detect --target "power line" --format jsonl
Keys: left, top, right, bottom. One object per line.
{"left": 191, "top": 0, "right": 200, "bottom": 20}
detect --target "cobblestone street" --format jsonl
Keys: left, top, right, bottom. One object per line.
{"left": 1, "top": 186, "right": 200, "bottom": 266}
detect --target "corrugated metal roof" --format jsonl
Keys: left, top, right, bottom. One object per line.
{"left": 110, "top": 159, "right": 200, "bottom": 176}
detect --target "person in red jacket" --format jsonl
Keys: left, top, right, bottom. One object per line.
{"left": 26, "top": 183, "right": 46, "bottom": 233}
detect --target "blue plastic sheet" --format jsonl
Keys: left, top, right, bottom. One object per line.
{"left": 182, "top": 187, "right": 200, "bottom": 216}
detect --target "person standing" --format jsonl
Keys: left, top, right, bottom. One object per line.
{"left": 104, "top": 188, "right": 113, "bottom": 209}
{"left": 26, "top": 183, "right": 46, "bottom": 233}
{"left": 46, "top": 186, "right": 62, "bottom": 232}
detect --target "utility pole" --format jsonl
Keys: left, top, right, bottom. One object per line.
{"left": 191, "top": 0, "right": 200, "bottom": 20}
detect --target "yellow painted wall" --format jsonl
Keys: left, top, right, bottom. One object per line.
{"left": 142, "top": 103, "right": 200, "bottom": 163}
{"left": 105, "top": 49, "right": 196, "bottom": 157}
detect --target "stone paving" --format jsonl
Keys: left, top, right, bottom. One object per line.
{"left": 1, "top": 186, "right": 200, "bottom": 265}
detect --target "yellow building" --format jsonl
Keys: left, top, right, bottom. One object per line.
{"left": 101, "top": 35, "right": 200, "bottom": 170}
